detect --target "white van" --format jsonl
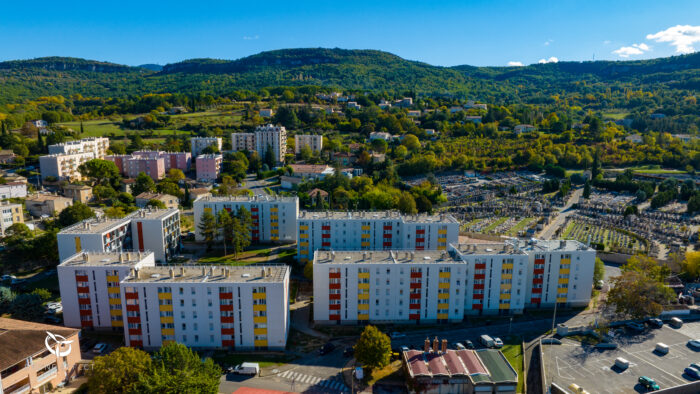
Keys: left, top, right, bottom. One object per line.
{"left": 655, "top": 343, "right": 669, "bottom": 354}
{"left": 480, "top": 335, "right": 495, "bottom": 348}
{"left": 614, "top": 357, "right": 629, "bottom": 370}
{"left": 670, "top": 317, "right": 683, "bottom": 328}
{"left": 232, "top": 362, "right": 260, "bottom": 375}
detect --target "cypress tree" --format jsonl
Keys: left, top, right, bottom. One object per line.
{"left": 80, "top": 121, "right": 84, "bottom": 134}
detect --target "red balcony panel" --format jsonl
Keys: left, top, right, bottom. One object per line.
{"left": 383, "top": 233, "right": 392, "bottom": 238}
{"left": 472, "top": 304, "right": 483, "bottom": 310}
{"left": 322, "top": 233, "right": 331, "bottom": 239}
{"left": 474, "top": 274, "right": 485, "bottom": 280}
{"left": 383, "top": 225, "right": 392, "bottom": 230}
{"left": 409, "top": 293, "right": 422, "bottom": 299}
{"left": 329, "top": 293, "right": 341, "bottom": 300}
{"left": 472, "top": 293, "right": 484, "bottom": 300}
{"left": 475, "top": 263, "right": 486, "bottom": 269}
{"left": 416, "top": 246, "right": 425, "bottom": 251}
{"left": 473, "top": 284, "right": 485, "bottom": 290}
{"left": 409, "top": 303, "right": 421, "bottom": 309}
{"left": 77, "top": 287, "right": 90, "bottom": 294}
{"left": 221, "top": 328, "right": 235, "bottom": 335}
{"left": 329, "top": 272, "right": 341, "bottom": 279}
{"left": 416, "top": 229, "right": 425, "bottom": 234}
{"left": 410, "top": 282, "right": 422, "bottom": 289}
{"left": 222, "top": 340, "right": 236, "bottom": 347}
{"left": 126, "top": 304, "right": 140, "bottom": 312}
{"left": 125, "top": 292, "right": 139, "bottom": 300}
{"left": 410, "top": 272, "right": 422, "bottom": 278}
{"left": 329, "top": 314, "right": 341, "bottom": 321}
{"left": 75, "top": 275, "right": 88, "bottom": 282}
{"left": 128, "top": 328, "right": 142, "bottom": 336}
{"left": 251, "top": 207, "right": 258, "bottom": 212}
{"left": 416, "top": 237, "right": 425, "bottom": 243}
{"left": 535, "top": 258, "right": 545, "bottom": 264}
{"left": 329, "top": 304, "right": 341, "bottom": 310}
{"left": 329, "top": 283, "right": 341, "bottom": 290}
{"left": 531, "top": 288, "right": 543, "bottom": 294}
{"left": 219, "top": 304, "right": 233, "bottom": 312}
{"left": 80, "top": 321, "right": 93, "bottom": 328}
{"left": 220, "top": 316, "right": 234, "bottom": 323}
{"left": 322, "top": 242, "right": 331, "bottom": 247}
{"left": 383, "top": 242, "right": 392, "bottom": 247}
{"left": 79, "top": 309, "right": 92, "bottom": 316}
{"left": 130, "top": 340, "right": 143, "bottom": 347}
{"left": 532, "top": 278, "right": 543, "bottom": 284}
{"left": 409, "top": 313, "right": 420, "bottom": 320}
{"left": 322, "top": 225, "right": 331, "bottom": 231}
{"left": 127, "top": 316, "right": 141, "bottom": 324}
{"left": 78, "top": 298, "right": 92, "bottom": 305}
{"left": 530, "top": 299, "right": 541, "bottom": 304}
{"left": 219, "top": 292, "right": 233, "bottom": 300}
{"left": 534, "top": 268, "right": 545, "bottom": 275}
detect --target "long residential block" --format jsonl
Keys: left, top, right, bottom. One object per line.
{"left": 193, "top": 195, "right": 298, "bottom": 243}
{"left": 312, "top": 240, "right": 595, "bottom": 324}
{"left": 297, "top": 211, "right": 459, "bottom": 262}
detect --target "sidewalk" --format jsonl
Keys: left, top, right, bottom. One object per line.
{"left": 290, "top": 300, "right": 330, "bottom": 340}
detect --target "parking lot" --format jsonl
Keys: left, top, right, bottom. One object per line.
{"left": 543, "top": 321, "right": 700, "bottom": 393}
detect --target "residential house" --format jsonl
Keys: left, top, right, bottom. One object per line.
{"left": 25, "top": 194, "right": 73, "bottom": 217}
{"left": 62, "top": 184, "right": 93, "bottom": 203}
{"left": 135, "top": 192, "right": 179, "bottom": 209}
{"left": 514, "top": 124, "right": 536, "bottom": 134}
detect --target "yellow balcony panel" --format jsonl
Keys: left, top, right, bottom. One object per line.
{"left": 500, "top": 284, "right": 512, "bottom": 290}
{"left": 501, "top": 273, "right": 513, "bottom": 280}
{"left": 439, "top": 272, "right": 451, "bottom": 278}
{"left": 437, "top": 302, "right": 449, "bottom": 309}
{"left": 160, "top": 316, "right": 174, "bottom": 324}
{"left": 357, "top": 313, "right": 369, "bottom": 320}
{"left": 254, "top": 339, "right": 268, "bottom": 347}
{"left": 270, "top": 215, "right": 278, "bottom": 220}
{"left": 361, "top": 241, "right": 370, "bottom": 247}
{"left": 161, "top": 328, "right": 175, "bottom": 336}
{"left": 204, "top": 207, "right": 212, "bottom": 213}
{"left": 357, "top": 293, "right": 369, "bottom": 300}
{"left": 558, "top": 278, "right": 570, "bottom": 284}
{"left": 159, "top": 304, "right": 173, "bottom": 312}
{"left": 437, "top": 293, "right": 450, "bottom": 300}
{"left": 437, "top": 246, "right": 446, "bottom": 250}
{"left": 110, "top": 309, "right": 122, "bottom": 316}
{"left": 253, "top": 304, "right": 267, "bottom": 312}
{"left": 111, "top": 320, "right": 123, "bottom": 327}
{"left": 271, "top": 236, "right": 279, "bottom": 241}
{"left": 502, "top": 263, "right": 514, "bottom": 269}
{"left": 358, "top": 282, "right": 370, "bottom": 289}
{"left": 270, "top": 207, "right": 278, "bottom": 212}
{"left": 158, "top": 292, "right": 172, "bottom": 300}
{"left": 560, "top": 258, "right": 571, "bottom": 264}
{"left": 361, "top": 225, "right": 370, "bottom": 230}
{"left": 358, "top": 272, "right": 370, "bottom": 279}
{"left": 500, "top": 293, "right": 511, "bottom": 300}
{"left": 299, "top": 225, "right": 308, "bottom": 230}
{"left": 556, "top": 297, "right": 568, "bottom": 303}
{"left": 438, "top": 229, "right": 447, "bottom": 235}
{"left": 499, "top": 304, "right": 510, "bottom": 310}
{"left": 299, "top": 243, "right": 309, "bottom": 249}
{"left": 271, "top": 229, "right": 279, "bottom": 234}
{"left": 357, "top": 303, "right": 369, "bottom": 310}
{"left": 253, "top": 292, "right": 267, "bottom": 300}
{"left": 254, "top": 328, "right": 268, "bottom": 335}
{"left": 106, "top": 275, "right": 120, "bottom": 282}
{"left": 299, "top": 258, "right": 309, "bottom": 263}
{"left": 438, "top": 282, "right": 450, "bottom": 289}
{"left": 437, "top": 313, "right": 449, "bottom": 319}
{"left": 299, "top": 233, "right": 308, "bottom": 239}
{"left": 559, "top": 268, "right": 570, "bottom": 274}
{"left": 557, "top": 288, "right": 568, "bottom": 294}
{"left": 109, "top": 298, "right": 122, "bottom": 305}
{"left": 253, "top": 316, "right": 267, "bottom": 324}
{"left": 361, "top": 233, "right": 371, "bottom": 239}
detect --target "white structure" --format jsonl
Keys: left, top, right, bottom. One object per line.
{"left": 40, "top": 137, "right": 110, "bottom": 180}
{"left": 297, "top": 211, "right": 460, "bottom": 262}
{"left": 48, "top": 137, "right": 109, "bottom": 156}
{"left": 0, "top": 182, "right": 27, "bottom": 199}
{"left": 294, "top": 134, "right": 323, "bottom": 154}
{"left": 119, "top": 265, "right": 289, "bottom": 350}
{"left": 254, "top": 124, "right": 287, "bottom": 165}
{"left": 514, "top": 124, "right": 536, "bottom": 134}
{"left": 194, "top": 195, "right": 298, "bottom": 243}
{"left": 231, "top": 133, "right": 256, "bottom": 152}
{"left": 0, "top": 201, "right": 23, "bottom": 236}
{"left": 190, "top": 137, "right": 222, "bottom": 157}
{"left": 312, "top": 240, "right": 595, "bottom": 324}
{"left": 464, "top": 100, "right": 488, "bottom": 111}
{"left": 57, "top": 208, "right": 181, "bottom": 263}
{"left": 369, "top": 132, "right": 393, "bottom": 141}
{"left": 347, "top": 102, "right": 361, "bottom": 110}
{"left": 57, "top": 250, "right": 155, "bottom": 330}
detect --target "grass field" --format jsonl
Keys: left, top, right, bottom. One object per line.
{"left": 602, "top": 111, "right": 630, "bottom": 120}
{"left": 501, "top": 336, "right": 525, "bottom": 393}
{"left": 483, "top": 217, "right": 508, "bottom": 233}
{"left": 506, "top": 217, "right": 535, "bottom": 236}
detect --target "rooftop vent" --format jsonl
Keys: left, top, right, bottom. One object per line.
{"left": 242, "top": 273, "right": 251, "bottom": 278}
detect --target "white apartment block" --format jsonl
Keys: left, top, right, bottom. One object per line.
{"left": 57, "top": 208, "right": 181, "bottom": 263}
{"left": 39, "top": 152, "right": 97, "bottom": 181}
{"left": 194, "top": 195, "right": 298, "bottom": 243}
{"left": 312, "top": 240, "right": 595, "bottom": 324}
{"left": 48, "top": 137, "right": 109, "bottom": 156}
{"left": 119, "top": 265, "right": 289, "bottom": 350}
{"left": 294, "top": 134, "right": 323, "bottom": 154}
{"left": 231, "top": 133, "right": 255, "bottom": 152}
{"left": 297, "top": 211, "right": 459, "bottom": 262}
{"left": 254, "top": 124, "right": 286, "bottom": 165}
{"left": 0, "top": 201, "right": 23, "bottom": 236}
{"left": 0, "top": 181, "right": 27, "bottom": 199}
{"left": 58, "top": 250, "right": 155, "bottom": 330}
{"left": 190, "top": 137, "right": 222, "bottom": 157}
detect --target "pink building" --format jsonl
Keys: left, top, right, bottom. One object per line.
{"left": 132, "top": 151, "right": 191, "bottom": 172}
{"left": 196, "top": 154, "right": 222, "bottom": 182}
{"left": 126, "top": 156, "right": 165, "bottom": 179}
{"left": 106, "top": 151, "right": 192, "bottom": 181}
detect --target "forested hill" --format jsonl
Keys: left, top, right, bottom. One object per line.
{"left": 0, "top": 49, "right": 698, "bottom": 104}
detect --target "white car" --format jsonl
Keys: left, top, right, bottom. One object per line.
{"left": 493, "top": 337, "right": 504, "bottom": 348}
{"left": 1, "top": 275, "right": 16, "bottom": 281}
{"left": 92, "top": 343, "right": 108, "bottom": 354}
{"left": 688, "top": 339, "right": 700, "bottom": 348}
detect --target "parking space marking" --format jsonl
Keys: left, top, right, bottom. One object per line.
{"left": 619, "top": 347, "right": 687, "bottom": 386}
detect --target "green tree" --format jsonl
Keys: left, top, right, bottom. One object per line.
{"left": 397, "top": 191, "right": 418, "bottom": 214}
{"left": 605, "top": 255, "right": 674, "bottom": 319}
{"left": 0, "top": 286, "right": 15, "bottom": 314}
{"left": 198, "top": 211, "right": 217, "bottom": 250}
{"left": 132, "top": 172, "right": 156, "bottom": 197}
{"left": 402, "top": 134, "right": 420, "bottom": 152}
{"left": 299, "top": 144, "right": 313, "bottom": 161}
{"left": 264, "top": 144, "right": 275, "bottom": 167}
{"left": 371, "top": 138, "right": 388, "bottom": 153}
{"left": 232, "top": 207, "right": 252, "bottom": 257}
{"left": 303, "top": 261, "right": 313, "bottom": 280}
{"left": 8, "top": 293, "right": 44, "bottom": 321}
{"left": 31, "top": 288, "right": 52, "bottom": 303}
{"left": 166, "top": 168, "right": 185, "bottom": 182}
{"left": 136, "top": 342, "right": 221, "bottom": 394}
{"left": 593, "top": 257, "right": 604, "bottom": 284}
{"left": 58, "top": 202, "right": 95, "bottom": 226}
{"left": 156, "top": 180, "right": 183, "bottom": 199}
{"left": 354, "top": 325, "right": 392, "bottom": 370}
{"left": 105, "top": 206, "right": 127, "bottom": 218}
{"left": 217, "top": 210, "right": 234, "bottom": 256}
{"left": 583, "top": 181, "right": 591, "bottom": 199}
{"left": 146, "top": 199, "right": 167, "bottom": 209}
{"left": 78, "top": 159, "right": 120, "bottom": 187}
{"left": 88, "top": 347, "right": 153, "bottom": 394}
{"left": 681, "top": 251, "right": 700, "bottom": 280}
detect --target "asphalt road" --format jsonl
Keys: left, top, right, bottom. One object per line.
{"left": 538, "top": 188, "right": 583, "bottom": 240}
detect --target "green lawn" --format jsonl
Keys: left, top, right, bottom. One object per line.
{"left": 501, "top": 336, "right": 524, "bottom": 393}
{"left": 483, "top": 217, "right": 508, "bottom": 233}
{"left": 506, "top": 217, "right": 535, "bottom": 236}
{"left": 602, "top": 111, "right": 630, "bottom": 120}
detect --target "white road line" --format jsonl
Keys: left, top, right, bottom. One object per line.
{"left": 292, "top": 372, "right": 302, "bottom": 381}
{"left": 620, "top": 347, "right": 686, "bottom": 386}
{"left": 280, "top": 370, "right": 291, "bottom": 378}
{"left": 311, "top": 377, "right": 321, "bottom": 384}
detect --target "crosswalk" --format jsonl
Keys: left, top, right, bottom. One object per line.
{"left": 276, "top": 369, "right": 349, "bottom": 392}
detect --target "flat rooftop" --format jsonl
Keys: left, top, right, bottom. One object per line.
{"left": 197, "top": 195, "right": 297, "bottom": 203}
{"left": 451, "top": 242, "right": 526, "bottom": 256}
{"left": 122, "top": 265, "right": 288, "bottom": 284}
{"left": 517, "top": 238, "right": 593, "bottom": 252}
{"left": 315, "top": 250, "right": 460, "bottom": 265}
{"left": 298, "top": 210, "right": 458, "bottom": 223}
{"left": 59, "top": 208, "right": 178, "bottom": 234}
{"left": 59, "top": 251, "right": 153, "bottom": 267}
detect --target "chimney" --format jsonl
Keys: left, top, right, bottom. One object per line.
{"left": 261, "top": 268, "right": 266, "bottom": 278}
{"left": 130, "top": 268, "right": 135, "bottom": 277}
{"left": 202, "top": 267, "right": 206, "bottom": 276}
{"left": 267, "top": 267, "right": 271, "bottom": 277}
{"left": 135, "top": 269, "right": 141, "bottom": 279}
{"left": 169, "top": 268, "right": 174, "bottom": 278}
{"left": 433, "top": 337, "right": 439, "bottom": 353}
{"left": 560, "top": 240, "right": 566, "bottom": 249}
{"left": 424, "top": 338, "right": 430, "bottom": 353}
{"left": 362, "top": 252, "right": 367, "bottom": 260}
{"left": 138, "top": 251, "right": 142, "bottom": 260}
{"left": 119, "top": 253, "right": 125, "bottom": 263}
{"left": 441, "top": 339, "right": 447, "bottom": 354}
{"left": 180, "top": 267, "right": 185, "bottom": 276}
{"left": 208, "top": 267, "right": 214, "bottom": 276}
{"left": 82, "top": 252, "right": 88, "bottom": 262}
{"left": 226, "top": 269, "right": 231, "bottom": 278}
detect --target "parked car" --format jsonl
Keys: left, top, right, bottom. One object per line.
{"left": 230, "top": 363, "right": 259, "bottom": 376}
{"left": 92, "top": 343, "right": 108, "bottom": 354}
{"left": 493, "top": 337, "right": 504, "bottom": 348}
{"left": 670, "top": 317, "right": 683, "bottom": 328}
{"left": 690, "top": 363, "right": 700, "bottom": 371}
{"left": 685, "top": 367, "right": 700, "bottom": 379}
{"left": 10, "top": 278, "right": 25, "bottom": 285}
{"left": 638, "top": 376, "right": 660, "bottom": 391}
{"left": 400, "top": 346, "right": 409, "bottom": 352}
{"left": 627, "top": 322, "right": 645, "bottom": 332}
{"left": 646, "top": 318, "right": 663, "bottom": 328}
{"left": 390, "top": 332, "right": 406, "bottom": 339}
{"left": 319, "top": 343, "right": 336, "bottom": 355}
{"left": 463, "top": 340, "right": 474, "bottom": 349}
{"left": 480, "top": 335, "right": 495, "bottom": 348}
{"left": 614, "top": 357, "right": 629, "bottom": 370}
{"left": 655, "top": 343, "right": 669, "bottom": 354}
{"left": 343, "top": 347, "right": 354, "bottom": 357}
{"left": 688, "top": 339, "right": 700, "bottom": 349}
{"left": 455, "top": 342, "right": 466, "bottom": 350}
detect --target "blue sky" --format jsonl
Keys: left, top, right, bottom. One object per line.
{"left": 1, "top": 0, "right": 699, "bottom": 67}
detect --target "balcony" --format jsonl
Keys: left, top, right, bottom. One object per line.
{"left": 37, "top": 366, "right": 57, "bottom": 383}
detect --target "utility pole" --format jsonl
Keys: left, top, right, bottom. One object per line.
{"left": 551, "top": 297, "right": 559, "bottom": 336}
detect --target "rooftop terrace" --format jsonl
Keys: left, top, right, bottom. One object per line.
{"left": 122, "top": 265, "right": 288, "bottom": 284}
{"left": 59, "top": 250, "right": 153, "bottom": 267}
{"left": 298, "top": 210, "right": 458, "bottom": 223}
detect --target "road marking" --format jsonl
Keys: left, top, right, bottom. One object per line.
{"left": 279, "top": 370, "right": 291, "bottom": 378}
{"left": 619, "top": 347, "right": 686, "bottom": 386}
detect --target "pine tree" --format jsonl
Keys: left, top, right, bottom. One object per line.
{"left": 80, "top": 121, "right": 84, "bottom": 134}
{"left": 37, "top": 132, "right": 44, "bottom": 153}
{"left": 198, "top": 211, "right": 217, "bottom": 251}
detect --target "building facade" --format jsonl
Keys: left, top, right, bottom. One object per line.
{"left": 40, "top": 138, "right": 109, "bottom": 180}
{"left": 294, "top": 134, "right": 323, "bottom": 154}
{"left": 47, "top": 137, "right": 109, "bottom": 156}
{"left": 193, "top": 195, "right": 299, "bottom": 243}
{"left": 195, "top": 154, "right": 223, "bottom": 182}
{"left": 190, "top": 137, "right": 222, "bottom": 157}
{"left": 119, "top": 265, "right": 289, "bottom": 350}
{"left": 297, "top": 211, "right": 459, "bottom": 262}
{"left": 254, "top": 125, "right": 286, "bottom": 165}
{"left": 312, "top": 240, "right": 596, "bottom": 324}
{"left": 25, "top": 194, "right": 73, "bottom": 217}
{"left": 231, "top": 133, "right": 255, "bottom": 152}
{"left": 106, "top": 151, "right": 192, "bottom": 180}
{"left": 0, "top": 202, "right": 23, "bottom": 236}
{"left": 0, "top": 182, "right": 27, "bottom": 199}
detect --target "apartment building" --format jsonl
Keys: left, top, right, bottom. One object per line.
{"left": 56, "top": 208, "right": 181, "bottom": 263}
{"left": 25, "top": 194, "right": 73, "bottom": 217}
{"left": 297, "top": 211, "right": 459, "bottom": 262}
{"left": 48, "top": 137, "right": 109, "bottom": 156}
{"left": 294, "top": 134, "right": 323, "bottom": 154}
{"left": 119, "top": 265, "right": 289, "bottom": 350}
{"left": 193, "top": 195, "right": 299, "bottom": 243}
{"left": 39, "top": 151, "right": 97, "bottom": 181}
{"left": 312, "top": 240, "right": 596, "bottom": 324}
{"left": 0, "top": 182, "right": 27, "bottom": 199}
{"left": 254, "top": 124, "right": 286, "bottom": 165}
{"left": 0, "top": 201, "right": 23, "bottom": 236}
{"left": 231, "top": 133, "right": 255, "bottom": 152}
{"left": 57, "top": 250, "right": 156, "bottom": 330}
{"left": 195, "top": 154, "right": 223, "bottom": 182}
{"left": 0, "top": 318, "right": 82, "bottom": 394}
{"left": 106, "top": 151, "right": 192, "bottom": 180}
{"left": 190, "top": 137, "right": 222, "bottom": 157}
